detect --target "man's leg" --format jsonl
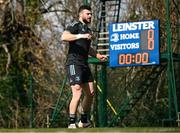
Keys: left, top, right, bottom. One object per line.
{"left": 79, "top": 82, "right": 94, "bottom": 127}
{"left": 68, "top": 84, "right": 82, "bottom": 127}
{"left": 81, "top": 82, "right": 94, "bottom": 112}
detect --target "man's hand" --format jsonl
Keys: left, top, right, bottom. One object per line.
{"left": 76, "top": 33, "right": 92, "bottom": 40}
{"left": 82, "top": 33, "right": 92, "bottom": 40}
{"left": 96, "top": 53, "right": 108, "bottom": 61}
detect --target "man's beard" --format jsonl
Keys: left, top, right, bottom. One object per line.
{"left": 83, "top": 18, "right": 91, "bottom": 24}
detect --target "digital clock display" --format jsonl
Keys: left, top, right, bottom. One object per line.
{"left": 109, "top": 20, "right": 159, "bottom": 67}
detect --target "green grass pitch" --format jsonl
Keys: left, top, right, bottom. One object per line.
{"left": 0, "top": 127, "right": 180, "bottom": 133}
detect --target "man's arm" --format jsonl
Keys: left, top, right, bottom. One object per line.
{"left": 88, "top": 46, "right": 97, "bottom": 57}
{"left": 89, "top": 47, "right": 108, "bottom": 61}
{"left": 61, "top": 31, "right": 92, "bottom": 42}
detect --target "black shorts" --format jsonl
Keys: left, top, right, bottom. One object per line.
{"left": 66, "top": 64, "right": 93, "bottom": 86}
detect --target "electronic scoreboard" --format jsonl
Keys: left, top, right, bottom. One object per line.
{"left": 109, "top": 20, "right": 159, "bottom": 67}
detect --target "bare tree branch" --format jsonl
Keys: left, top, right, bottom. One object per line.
{"left": 1, "top": 43, "right": 11, "bottom": 75}
{"left": 39, "top": 0, "right": 71, "bottom": 14}
{"left": 41, "top": 9, "right": 71, "bottom": 14}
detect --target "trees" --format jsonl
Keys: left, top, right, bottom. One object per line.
{"left": 0, "top": 0, "right": 89, "bottom": 128}
{"left": 0, "top": 0, "right": 65, "bottom": 127}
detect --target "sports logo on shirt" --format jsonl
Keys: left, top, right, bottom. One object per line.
{"left": 75, "top": 76, "right": 80, "bottom": 81}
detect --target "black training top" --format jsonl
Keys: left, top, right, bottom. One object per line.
{"left": 65, "top": 20, "right": 92, "bottom": 66}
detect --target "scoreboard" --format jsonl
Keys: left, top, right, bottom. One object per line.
{"left": 109, "top": 20, "right": 159, "bottom": 67}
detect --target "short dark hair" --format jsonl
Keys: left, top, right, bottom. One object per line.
{"left": 78, "top": 5, "right": 91, "bottom": 13}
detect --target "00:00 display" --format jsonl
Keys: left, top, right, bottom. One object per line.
{"left": 118, "top": 52, "right": 149, "bottom": 64}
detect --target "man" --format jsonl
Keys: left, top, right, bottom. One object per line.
{"left": 61, "top": 5, "right": 107, "bottom": 128}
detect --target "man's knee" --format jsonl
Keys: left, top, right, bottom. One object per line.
{"left": 71, "top": 84, "right": 82, "bottom": 101}
{"left": 90, "top": 90, "right": 94, "bottom": 97}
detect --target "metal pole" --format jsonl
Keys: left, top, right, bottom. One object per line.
{"left": 50, "top": 76, "right": 67, "bottom": 127}
{"left": 165, "top": 0, "right": 178, "bottom": 122}
{"left": 98, "top": 1, "right": 107, "bottom": 127}
{"left": 98, "top": 65, "right": 107, "bottom": 127}
{"left": 174, "top": 0, "right": 180, "bottom": 110}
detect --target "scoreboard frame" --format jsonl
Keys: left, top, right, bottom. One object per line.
{"left": 109, "top": 20, "right": 160, "bottom": 67}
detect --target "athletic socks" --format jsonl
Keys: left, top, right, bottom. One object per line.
{"left": 69, "top": 114, "right": 76, "bottom": 124}
{"left": 69, "top": 113, "right": 89, "bottom": 124}
{"left": 80, "top": 113, "right": 88, "bottom": 123}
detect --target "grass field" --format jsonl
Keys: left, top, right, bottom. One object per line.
{"left": 0, "top": 127, "right": 180, "bottom": 133}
